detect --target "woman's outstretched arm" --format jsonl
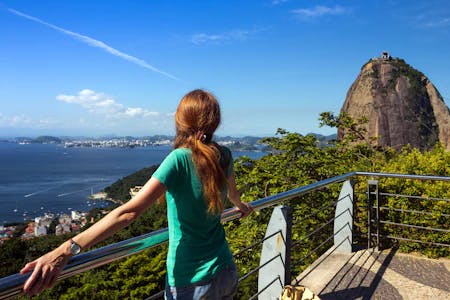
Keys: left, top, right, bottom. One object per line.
{"left": 20, "top": 177, "right": 166, "bottom": 296}
{"left": 227, "top": 171, "right": 253, "bottom": 218}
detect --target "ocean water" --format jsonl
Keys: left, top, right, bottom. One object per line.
{"left": 0, "top": 142, "right": 266, "bottom": 224}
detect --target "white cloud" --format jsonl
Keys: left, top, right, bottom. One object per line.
{"left": 404, "top": 2, "right": 450, "bottom": 29}
{"left": 125, "top": 107, "right": 159, "bottom": 117}
{"left": 291, "top": 5, "right": 347, "bottom": 19}
{"left": 271, "top": 0, "right": 289, "bottom": 5}
{"left": 0, "top": 113, "right": 59, "bottom": 128}
{"left": 0, "top": 91, "right": 171, "bottom": 134}
{"left": 190, "top": 28, "right": 263, "bottom": 44}
{"left": 423, "top": 17, "right": 450, "bottom": 28}
{"left": 8, "top": 8, "right": 178, "bottom": 80}
{"left": 56, "top": 89, "right": 160, "bottom": 119}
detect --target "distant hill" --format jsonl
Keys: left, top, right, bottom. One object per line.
{"left": 310, "top": 133, "right": 337, "bottom": 141}
{"left": 104, "top": 165, "right": 159, "bottom": 201}
{"left": 339, "top": 53, "right": 450, "bottom": 150}
{"left": 8, "top": 134, "right": 338, "bottom": 150}
{"left": 33, "top": 136, "right": 62, "bottom": 144}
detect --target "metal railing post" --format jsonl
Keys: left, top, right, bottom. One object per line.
{"left": 375, "top": 182, "right": 381, "bottom": 251}
{"left": 367, "top": 182, "right": 372, "bottom": 249}
{"left": 284, "top": 205, "right": 292, "bottom": 286}
{"left": 2, "top": 172, "right": 450, "bottom": 300}
{"left": 367, "top": 180, "right": 378, "bottom": 249}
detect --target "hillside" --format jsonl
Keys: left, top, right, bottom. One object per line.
{"left": 339, "top": 53, "right": 450, "bottom": 150}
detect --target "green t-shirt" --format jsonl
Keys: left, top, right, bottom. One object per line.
{"left": 152, "top": 146, "right": 234, "bottom": 287}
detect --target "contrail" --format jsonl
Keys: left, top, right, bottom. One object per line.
{"left": 57, "top": 187, "right": 91, "bottom": 197}
{"left": 24, "top": 186, "right": 54, "bottom": 197}
{"left": 8, "top": 8, "right": 179, "bottom": 80}
{"left": 57, "top": 181, "right": 111, "bottom": 197}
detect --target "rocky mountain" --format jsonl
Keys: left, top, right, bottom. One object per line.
{"left": 338, "top": 53, "right": 450, "bottom": 150}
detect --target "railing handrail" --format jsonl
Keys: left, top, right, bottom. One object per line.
{"left": 1, "top": 171, "right": 449, "bottom": 299}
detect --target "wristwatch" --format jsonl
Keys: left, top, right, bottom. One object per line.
{"left": 69, "top": 239, "right": 81, "bottom": 255}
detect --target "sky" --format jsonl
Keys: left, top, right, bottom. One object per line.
{"left": 1, "top": 0, "right": 450, "bottom": 138}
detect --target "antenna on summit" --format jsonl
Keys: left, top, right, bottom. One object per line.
{"left": 380, "top": 51, "right": 391, "bottom": 60}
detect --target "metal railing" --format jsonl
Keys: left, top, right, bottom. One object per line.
{"left": 367, "top": 179, "right": 450, "bottom": 250}
{"left": 1, "top": 171, "right": 449, "bottom": 299}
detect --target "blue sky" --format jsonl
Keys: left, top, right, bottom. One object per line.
{"left": 1, "top": 1, "right": 449, "bottom": 137}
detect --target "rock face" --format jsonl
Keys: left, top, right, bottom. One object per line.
{"left": 339, "top": 56, "right": 450, "bottom": 150}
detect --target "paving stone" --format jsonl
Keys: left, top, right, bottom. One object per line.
{"left": 295, "top": 247, "right": 450, "bottom": 300}
{"left": 375, "top": 252, "right": 450, "bottom": 292}
{"left": 320, "top": 263, "right": 402, "bottom": 300}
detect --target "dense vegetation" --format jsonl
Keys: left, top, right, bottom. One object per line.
{"left": 104, "top": 165, "right": 159, "bottom": 202}
{"left": 1, "top": 114, "right": 449, "bottom": 299}
{"left": 33, "top": 136, "right": 62, "bottom": 144}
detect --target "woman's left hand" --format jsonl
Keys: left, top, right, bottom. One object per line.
{"left": 234, "top": 202, "right": 253, "bottom": 218}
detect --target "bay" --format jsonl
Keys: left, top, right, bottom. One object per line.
{"left": 0, "top": 142, "right": 266, "bottom": 224}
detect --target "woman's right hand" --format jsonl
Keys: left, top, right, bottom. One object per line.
{"left": 19, "top": 177, "right": 166, "bottom": 296}
{"left": 20, "top": 242, "right": 72, "bottom": 296}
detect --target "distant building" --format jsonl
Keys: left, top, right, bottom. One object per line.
{"left": 380, "top": 51, "right": 391, "bottom": 60}
{"left": 71, "top": 223, "right": 81, "bottom": 233}
{"left": 71, "top": 210, "right": 83, "bottom": 221}
{"left": 0, "top": 226, "right": 16, "bottom": 240}
{"left": 25, "top": 223, "right": 35, "bottom": 234}
{"left": 55, "top": 222, "right": 71, "bottom": 235}
{"left": 55, "top": 224, "right": 64, "bottom": 236}
{"left": 35, "top": 224, "right": 47, "bottom": 237}
{"left": 130, "top": 186, "right": 143, "bottom": 198}
{"left": 59, "top": 214, "right": 72, "bottom": 225}
{"left": 35, "top": 215, "right": 52, "bottom": 228}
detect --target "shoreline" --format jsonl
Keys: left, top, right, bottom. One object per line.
{"left": 89, "top": 192, "right": 123, "bottom": 205}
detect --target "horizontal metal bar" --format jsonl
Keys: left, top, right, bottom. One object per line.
{"left": 291, "top": 220, "right": 332, "bottom": 249}
{"left": 354, "top": 172, "right": 450, "bottom": 181}
{"left": 294, "top": 223, "right": 348, "bottom": 265}
{"left": 233, "top": 230, "right": 281, "bottom": 258}
{"left": 2, "top": 171, "right": 450, "bottom": 299}
{"left": 385, "top": 235, "right": 450, "bottom": 248}
{"left": 145, "top": 290, "right": 164, "bottom": 300}
{"left": 238, "top": 253, "right": 282, "bottom": 283}
{"left": 0, "top": 173, "right": 353, "bottom": 299}
{"left": 296, "top": 198, "right": 338, "bottom": 224}
{"left": 0, "top": 227, "right": 170, "bottom": 299}
{"left": 248, "top": 275, "right": 282, "bottom": 300}
{"left": 229, "top": 173, "right": 355, "bottom": 220}
{"left": 379, "top": 192, "right": 450, "bottom": 203}
{"left": 379, "top": 221, "right": 450, "bottom": 233}
{"left": 292, "top": 208, "right": 350, "bottom": 248}
{"left": 378, "top": 206, "right": 450, "bottom": 218}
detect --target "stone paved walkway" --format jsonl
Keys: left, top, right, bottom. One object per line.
{"left": 295, "top": 247, "right": 450, "bottom": 300}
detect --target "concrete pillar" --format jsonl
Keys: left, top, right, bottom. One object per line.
{"left": 334, "top": 180, "right": 354, "bottom": 253}
{"left": 258, "top": 205, "right": 292, "bottom": 299}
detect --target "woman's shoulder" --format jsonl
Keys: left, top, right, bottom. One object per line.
{"left": 216, "top": 144, "right": 231, "bottom": 154}
{"left": 219, "top": 145, "right": 232, "bottom": 157}
{"left": 171, "top": 147, "right": 191, "bottom": 156}
{"left": 165, "top": 148, "right": 190, "bottom": 162}
{"left": 216, "top": 145, "right": 232, "bottom": 170}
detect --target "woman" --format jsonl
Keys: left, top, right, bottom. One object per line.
{"left": 21, "top": 89, "right": 253, "bottom": 299}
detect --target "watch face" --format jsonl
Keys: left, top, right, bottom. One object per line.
{"left": 70, "top": 241, "right": 81, "bottom": 255}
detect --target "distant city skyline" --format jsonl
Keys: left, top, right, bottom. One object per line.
{"left": 1, "top": 1, "right": 449, "bottom": 137}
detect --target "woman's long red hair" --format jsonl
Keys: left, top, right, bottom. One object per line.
{"left": 174, "top": 89, "right": 228, "bottom": 214}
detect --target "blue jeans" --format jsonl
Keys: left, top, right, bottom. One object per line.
{"left": 164, "top": 264, "right": 239, "bottom": 300}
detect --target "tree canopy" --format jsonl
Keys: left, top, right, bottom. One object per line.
{"left": 2, "top": 114, "right": 449, "bottom": 299}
